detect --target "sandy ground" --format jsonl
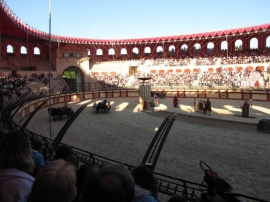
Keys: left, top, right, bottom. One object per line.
{"left": 24, "top": 98, "right": 270, "bottom": 201}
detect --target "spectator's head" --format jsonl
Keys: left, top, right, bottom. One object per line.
{"left": 0, "top": 128, "right": 8, "bottom": 144}
{"left": 131, "top": 164, "right": 156, "bottom": 191}
{"left": 26, "top": 159, "right": 77, "bottom": 202}
{"left": 54, "top": 144, "right": 73, "bottom": 160}
{"left": 66, "top": 153, "right": 79, "bottom": 169}
{"left": 31, "top": 137, "right": 44, "bottom": 153}
{"left": 168, "top": 194, "right": 187, "bottom": 202}
{"left": 0, "top": 130, "right": 34, "bottom": 173}
{"left": 74, "top": 163, "right": 96, "bottom": 202}
{"left": 80, "top": 164, "right": 135, "bottom": 202}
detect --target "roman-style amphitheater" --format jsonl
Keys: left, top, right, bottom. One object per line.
{"left": 1, "top": 0, "right": 270, "bottom": 201}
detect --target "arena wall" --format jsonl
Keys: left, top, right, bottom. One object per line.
{"left": 16, "top": 89, "right": 269, "bottom": 122}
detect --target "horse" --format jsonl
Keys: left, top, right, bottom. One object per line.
{"left": 94, "top": 101, "right": 111, "bottom": 114}
{"left": 48, "top": 107, "right": 73, "bottom": 120}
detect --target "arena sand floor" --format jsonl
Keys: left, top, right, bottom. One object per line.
{"left": 24, "top": 97, "right": 270, "bottom": 201}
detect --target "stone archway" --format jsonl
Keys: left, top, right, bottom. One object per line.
{"left": 62, "top": 66, "right": 85, "bottom": 93}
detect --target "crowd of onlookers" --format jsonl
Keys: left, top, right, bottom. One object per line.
{"left": 93, "top": 48, "right": 270, "bottom": 89}
{"left": 195, "top": 57, "right": 218, "bottom": 66}
{"left": 93, "top": 47, "right": 270, "bottom": 67}
{"left": 221, "top": 55, "right": 270, "bottom": 65}
{"left": 95, "top": 68, "right": 268, "bottom": 89}
{"left": 197, "top": 69, "right": 265, "bottom": 88}
{"left": 140, "top": 57, "right": 192, "bottom": 67}
{"left": 0, "top": 75, "right": 27, "bottom": 98}
{"left": 221, "top": 48, "right": 270, "bottom": 65}
{"left": 0, "top": 129, "right": 189, "bottom": 202}
{"left": 0, "top": 73, "right": 53, "bottom": 100}
{"left": 94, "top": 73, "right": 130, "bottom": 87}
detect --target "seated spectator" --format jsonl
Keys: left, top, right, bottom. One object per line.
{"left": 80, "top": 164, "right": 135, "bottom": 202}
{"left": 21, "top": 159, "right": 77, "bottom": 202}
{"left": 54, "top": 144, "right": 74, "bottom": 160}
{"left": 30, "top": 137, "right": 45, "bottom": 177}
{"left": 28, "top": 76, "right": 34, "bottom": 82}
{"left": 0, "top": 127, "right": 8, "bottom": 144}
{"left": 73, "top": 163, "right": 96, "bottom": 202}
{"left": 66, "top": 153, "right": 79, "bottom": 169}
{"left": 0, "top": 130, "right": 35, "bottom": 202}
{"left": 131, "top": 164, "right": 161, "bottom": 202}
{"left": 44, "top": 144, "right": 74, "bottom": 166}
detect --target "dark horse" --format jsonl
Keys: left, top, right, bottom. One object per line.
{"left": 95, "top": 100, "right": 111, "bottom": 114}
{"left": 48, "top": 107, "right": 74, "bottom": 120}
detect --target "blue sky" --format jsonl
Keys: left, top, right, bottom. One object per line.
{"left": 4, "top": 0, "right": 270, "bottom": 39}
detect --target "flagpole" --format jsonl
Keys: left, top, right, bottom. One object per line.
{"left": 49, "top": 0, "right": 52, "bottom": 147}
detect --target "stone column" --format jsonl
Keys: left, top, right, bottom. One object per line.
{"left": 139, "top": 85, "right": 151, "bottom": 110}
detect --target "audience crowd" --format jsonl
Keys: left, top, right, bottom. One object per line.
{"left": 95, "top": 68, "right": 268, "bottom": 89}
{"left": 94, "top": 47, "right": 270, "bottom": 67}
{"left": 93, "top": 48, "right": 270, "bottom": 89}
{"left": 0, "top": 75, "right": 27, "bottom": 98}
{"left": 0, "top": 129, "right": 189, "bottom": 202}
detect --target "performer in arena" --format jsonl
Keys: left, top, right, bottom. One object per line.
{"left": 203, "top": 98, "right": 212, "bottom": 116}
{"left": 173, "top": 95, "right": 178, "bottom": 107}
{"left": 242, "top": 101, "right": 250, "bottom": 117}
{"left": 249, "top": 98, "right": 253, "bottom": 107}
{"left": 64, "top": 101, "right": 68, "bottom": 108}
{"left": 154, "top": 94, "right": 159, "bottom": 107}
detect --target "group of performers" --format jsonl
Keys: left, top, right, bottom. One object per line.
{"left": 172, "top": 95, "right": 252, "bottom": 118}
{"left": 173, "top": 96, "right": 212, "bottom": 116}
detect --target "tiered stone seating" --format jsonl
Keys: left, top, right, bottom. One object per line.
{"left": 28, "top": 77, "right": 65, "bottom": 94}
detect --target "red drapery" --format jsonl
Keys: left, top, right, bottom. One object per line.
{"left": 159, "top": 70, "right": 165, "bottom": 73}
{"left": 236, "top": 67, "right": 243, "bottom": 71}
{"left": 110, "top": 71, "right": 116, "bottom": 76}
{"left": 256, "top": 66, "right": 264, "bottom": 71}
{"left": 245, "top": 66, "right": 253, "bottom": 71}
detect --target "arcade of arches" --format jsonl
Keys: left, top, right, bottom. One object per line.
{"left": 92, "top": 36, "right": 270, "bottom": 60}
